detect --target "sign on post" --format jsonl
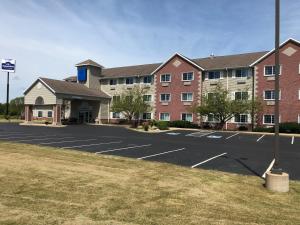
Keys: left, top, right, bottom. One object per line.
{"left": 1, "top": 59, "right": 16, "bottom": 73}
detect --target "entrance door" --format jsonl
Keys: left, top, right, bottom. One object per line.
{"left": 78, "top": 111, "right": 92, "bottom": 123}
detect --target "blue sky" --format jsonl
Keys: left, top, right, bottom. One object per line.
{"left": 0, "top": 0, "right": 300, "bottom": 102}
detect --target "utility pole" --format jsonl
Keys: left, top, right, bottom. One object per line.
{"left": 271, "top": 0, "right": 282, "bottom": 174}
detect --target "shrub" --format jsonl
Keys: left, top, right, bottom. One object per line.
{"left": 143, "top": 121, "right": 149, "bottom": 131}
{"left": 279, "top": 122, "right": 300, "bottom": 134}
{"left": 238, "top": 126, "right": 248, "bottom": 131}
{"left": 253, "top": 127, "right": 274, "bottom": 133}
{"left": 169, "top": 120, "right": 199, "bottom": 129}
{"left": 156, "top": 121, "right": 169, "bottom": 130}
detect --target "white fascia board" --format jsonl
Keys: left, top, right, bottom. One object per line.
{"left": 250, "top": 38, "right": 300, "bottom": 67}
{"left": 151, "top": 52, "right": 204, "bottom": 75}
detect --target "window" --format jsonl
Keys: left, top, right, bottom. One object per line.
{"left": 143, "top": 76, "right": 152, "bottom": 84}
{"left": 298, "top": 90, "right": 300, "bottom": 100}
{"left": 235, "top": 92, "right": 248, "bottom": 100}
{"left": 264, "top": 90, "right": 276, "bottom": 100}
{"left": 181, "top": 113, "right": 193, "bottom": 122}
{"left": 263, "top": 115, "right": 275, "bottom": 124}
{"left": 160, "top": 113, "right": 170, "bottom": 121}
{"left": 143, "top": 95, "right": 152, "bottom": 102}
{"left": 143, "top": 113, "right": 151, "bottom": 120}
{"left": 110, "top": 79, "right": 117, "bottom": 85}
{"left": 207, "top": 93, "right": 215, "bottom": 100}
{"left": 47, "top": 111, "right": 52, "bottom": 118}
{"left": 298, "top": 114, "right": 300, "bottom": 124}
{"left": 264, "top": 65, "right": 281, "bottom": 76}
{"left": 126, "top": 77, "right": 134, "bottom": 85}
{"left": 182, "top": 72, "right": 194, "bottom": 81}
{"left": 208, "top": 71, "right": 221, "bottom": 79}
{"left": 234, "top": 114, "right": 248, "bottom": 123}
{"left": 207, "top": 114, "right": 219, "bottom": 122}
{"left": 38, "top": 111, "right": 43, "bottom": 118}
{"left": 161, "top": 74, "right": 171, "bottom": 82}
{"left": 112, "top": 96, "right": 120, "bottom": 102}
{"left": 181, "top": 93, "right": 193, "bottom": 101}
{"left": 112, "top": 112, "right": 120, "bottom": 119}
{"left": 160, "top": 93, "right": 171, "bottom": 102}
{"left": 235, "top": 69, "right": 248, "bottom": 78}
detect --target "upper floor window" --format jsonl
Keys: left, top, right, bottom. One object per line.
{"left": 112, "top": 96, "right": 120, "bottom": 102}
{"left": 181, "top": 93, "right": 193, "bottom": 101}
{"left": 264, "top": 65, "right": 281, "bottom": 76}
{"left": 110, "top": 79, "right": 117, "bottom": 85}
{"left": 143, "top": 76, "right": 152, "bottom": 84}
{"left": 235, "top": 91, "right": 248, "bottom": 100}
{"left": 161, "top": 74, "right": 171, "bottom": 82}
{"left": 182, "top": 72, "right": 194, "bottom": 81}
{"left": 208, "top": 71, "right": 221, "bottom": 79}
{"left": 235, "top": 69, "right": 248, "bottom": 78}
{"left": 143, "top": 95, "right": 152, "bottom": 102}
{"left": 160, "top": 93, "right": 171, "bottom": 102}
{"left": 263, "top": 90, "right": 281, "bottom": 100}
{"left": 126, "top": 77, "right": 134, "bottom": 85}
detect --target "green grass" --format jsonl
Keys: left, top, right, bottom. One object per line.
{"left": 0, "top": 119, "right": 23, "bottom": 123}
{"left": 0, "top": 142, "right": 300, "bottom": 225}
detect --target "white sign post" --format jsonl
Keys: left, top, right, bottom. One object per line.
{"left": 1, "top": 59, "right": 16, "bottom": 117}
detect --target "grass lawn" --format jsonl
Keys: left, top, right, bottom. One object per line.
{"left": 0, "top": 119, "right": 23, "bottom": 123}
{"left": 0, "top": 142, "right": 300, "bottom": 225}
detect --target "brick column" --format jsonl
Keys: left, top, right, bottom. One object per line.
{"left": 24, "top": 105, "right": 32, "bottom": 123}
{"left": 53, "top": 104, "right": 62, "bottom": 125}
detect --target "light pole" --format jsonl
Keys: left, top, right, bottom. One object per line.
{"left": 271, "top": 0, "right": 282, "bottom": 174}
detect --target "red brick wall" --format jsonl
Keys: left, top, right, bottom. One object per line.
{"left": 155, "top": 55, "right": 202, "bottom": 123}
{"left": 256, "top": 41, "right": 300, "bottom": 126}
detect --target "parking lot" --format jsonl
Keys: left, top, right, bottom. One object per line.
{"left": 0, "top": 123, "right": 299, "bottom": 180}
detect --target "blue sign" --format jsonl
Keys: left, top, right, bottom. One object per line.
{"left": 1, "top": 59, "right": 16, "bottom": 73}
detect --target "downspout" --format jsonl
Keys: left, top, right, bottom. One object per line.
{"left": 225, "top": 68, "right": 229, "bottom": 130}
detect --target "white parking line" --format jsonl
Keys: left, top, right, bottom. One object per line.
{"left": 291, "top": 136, "right": 295, "bottom": 145}
{"left": 191, "top": 152, "right": 227, "bottom": 168}
{"left": 262, "top": 159, "right": 275, "bottom": 179}
{"left": 0, "top": 133, "right": 34, "bottom": 137}
{"left": 187, "top": 131, "right": 216, "bottom": 138}
{"left": 256, "top": 134, "right": 265, "bottom": 142}
{"left": 17, "top": 137, "right": 75, "bottom": 142}
{"left": 96, "top": 144, "right": 151, "bottom": 154}
{"left": 40, "top": 138, "right": 97, "bottom": 145}
{"left": 226, "top": 133, "right": 239, "bottom": 140}
{"left": 137, "top": 147, "right": 186, "bottom": 160}
{"left": 62, "top": 141, "right": 122, "bottom": 149}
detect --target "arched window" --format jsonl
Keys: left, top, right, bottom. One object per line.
{"left": 35, "top": 96, "right": 44, "bottom": 105}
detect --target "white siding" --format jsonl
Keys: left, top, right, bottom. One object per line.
{"left": 25, "top": 81, "right": 56, "bottom": 105}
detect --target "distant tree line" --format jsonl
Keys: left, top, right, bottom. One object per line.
{"left": 0, "top": 97, "right": 24, "bottom": 118}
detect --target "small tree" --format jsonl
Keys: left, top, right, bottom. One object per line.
{"left": 195, "top": 83, "right": 261, "bottom": 129}
{"left": 111, "top": 86, "right": 151, "bottom": 127}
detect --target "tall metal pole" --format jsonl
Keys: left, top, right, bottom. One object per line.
{"left": 6, "top": 72, "right": 10, "bottom": 117}
{"left": 271, "top": 0, "right": 282, "bottom": 174}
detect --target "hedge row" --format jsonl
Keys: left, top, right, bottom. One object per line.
{"left": 254, "top": 122, "right": 300, "bottom": 134}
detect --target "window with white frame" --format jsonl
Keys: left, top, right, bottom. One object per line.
{"left": 181, "top": 93, "right": 193, "bottom": 101}
{"left": 263, "top": 114, "right": 275, "bottom": 124}
{"left": 235, "top": 69, "right": 248, "bottom": 78}
{"left": 235, "top": 91, "right": 248, "bottom": 100}
{"left": 125, "top": 77, "right": 134, "bottom": 85}
{"left": 264, "top": 90, "right": 275, "bottom": 100}
{"left": 47, "top": 111, "right": 53, "bottom": 118}
{"left": 112, "top": 96, "right": 120, "bottom": 102}
{"left": 264, "top": 65, "right": 281, "bottom": 76}
{"left": 143, "top": 113, "right": 152, "bottom": 120}
{"left": 160, "top": 74, "right": 171, "bottom": 82}
{"left": 38, "top": 111, "right": 43, "bottom": 118}
{"left": 182, "top": 72, "right": 194, "bottom": 81}
{"left": 110, "top": 79, "right": 117, "bottom": 85}
{"left": 160, "top": 113, "right": 170, "bottom": 121}
{"left": 143, "top": 95, "right": 152, "bottom": 102}
{"left": 160, "top": 93, "right": 171, "bottom": 102}
{"left": 207, "top": 114, "right": 219, "bottom": 122}
{"left": 181, "top": 113, "right": 193, "bottom": 122}
{"left": 112, "top": 112, "right": 120, "bottom": 119}
{"left": 143, "top": 76, "right": 152, "bottom": 84}
{"left": 208, "top": 71, "right": 221, "bottom": 79}
{"left": 234, "top": 114, "right": 248, "bottom": 123}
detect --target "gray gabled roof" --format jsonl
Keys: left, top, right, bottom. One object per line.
{"left": 28, "top": 77, "right": 111, "bottom": 99}
{"left": 75, "top": 59, "right": 104, "bottom": 68}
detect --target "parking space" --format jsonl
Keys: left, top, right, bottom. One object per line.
{"left": 0, "top": 123, "right": 299, "bottom": 180}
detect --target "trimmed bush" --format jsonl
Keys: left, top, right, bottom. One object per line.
{"left": 142, "top": 122, "right": 149, "bottom": 131}
{"left": 253, "top": 127, "right": 274, "bottom": 133}
{"left": 238, "top": 126, "right": 248, "bottom": 131}
{"left": 279, "top": 122, "right": 300, "bottom": 134}
{"left": 169, "top": 120, "right": 199, "bottom": 129}
{"left": 156, "top": 121, "right": 169, "bottom": 130}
